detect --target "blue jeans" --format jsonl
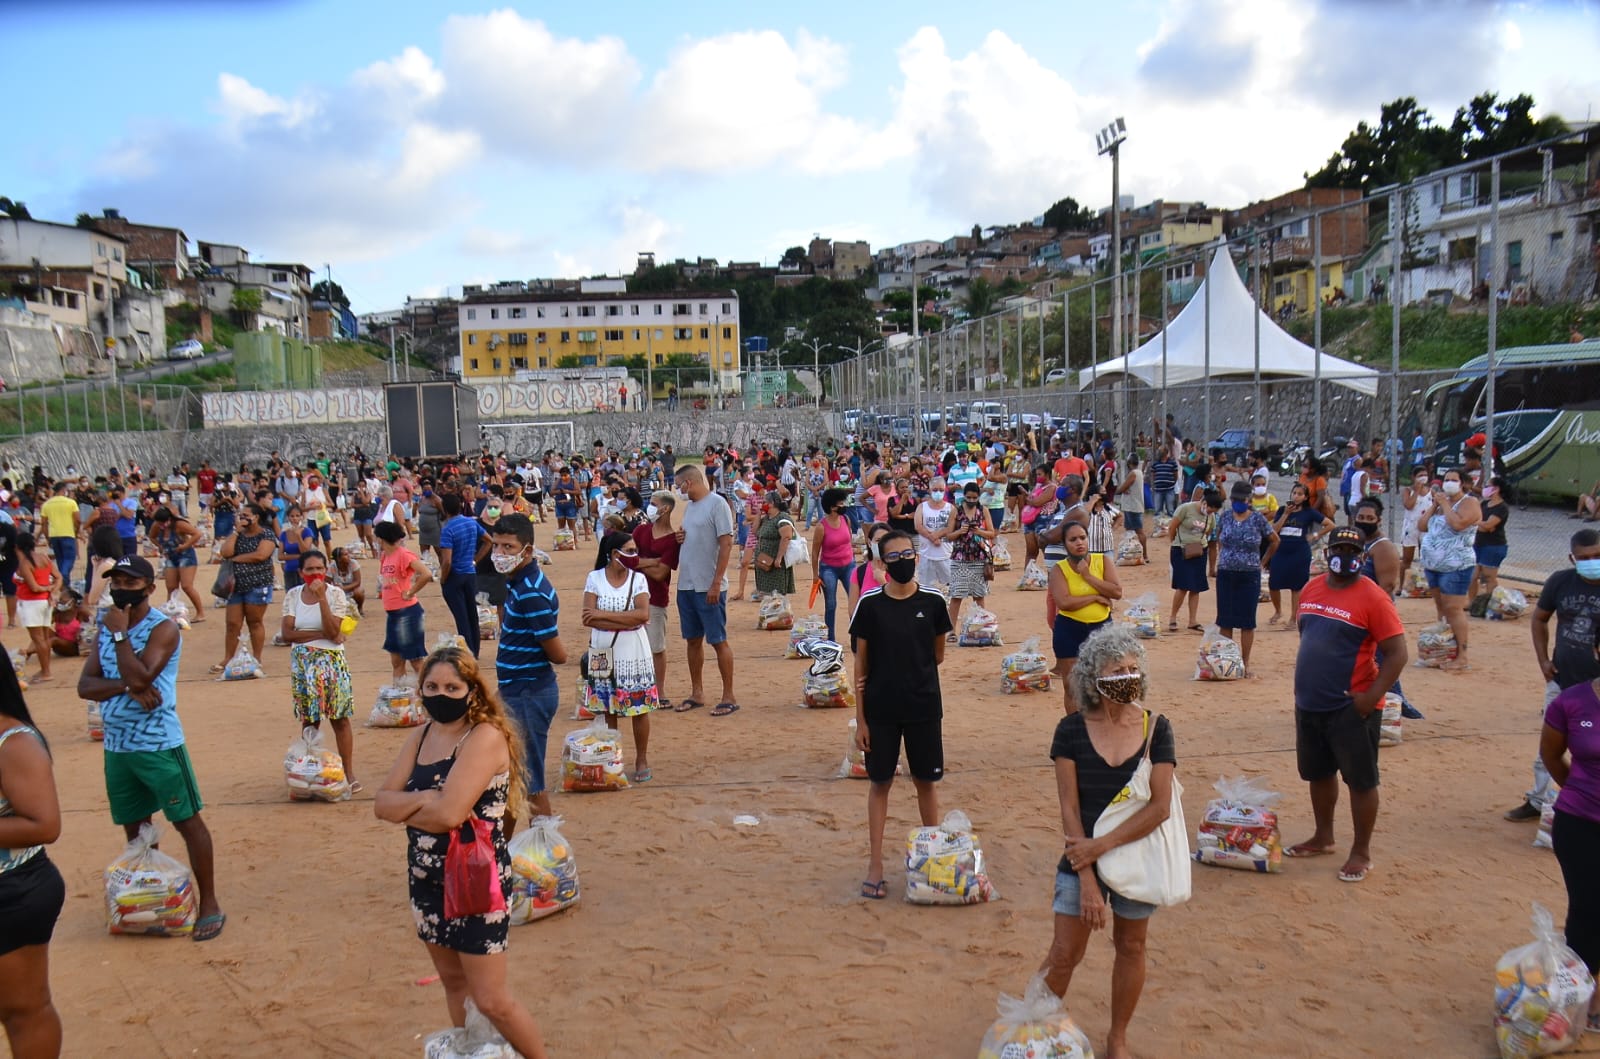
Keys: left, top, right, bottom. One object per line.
{"left": 501, "top": 670, "right": 560, "bottom": 795}
{"left": 1152, "top": 488, "right": 1177, "bottom": 516}
{"left": 49, "top": 537, "right": 76, "bottom": 581}
{"left": 805, "top": 493, "right": 822, "bottom": 528}
{"left": 817, "top": 562, "right": 855, "bottom": 641}
{"left": 1528, "top": 681, "right": 1561, "bottom": 809}
{"left": 441, "top": 570, "right": 481, "bottom": 657}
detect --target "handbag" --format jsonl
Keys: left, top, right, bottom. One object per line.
{"left": 783, "top": 524, "right": 809, "bottom": 568}
{"left": 443, "top": 816, "right": 507, "bottom": 920}
{"left": 582, "top": 630, "right": 620, "bottom": 680}
{"left": 1091, "top": 712, "right": 1191, "bottom": 907}
{"left": 1182, "top": 540, "right": 1207, "bottom": 560}
{"left": 210, "top": 558, "right": 235, "bottom": 600}
{"left": 755, "top": 552, "right": 778, "bottom": 572}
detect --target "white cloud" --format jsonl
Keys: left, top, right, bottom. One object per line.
{"left": 212, "top": 72, "right": 315, "bottom": 132}
{"left": 352, "top": 46, "right": 446, "bottom": 108}
{"left": 549, "top": 202, "right": 675, "bottom": 278}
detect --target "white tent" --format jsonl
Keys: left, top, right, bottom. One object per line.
{"left": 1079, "top": 246, "right": 1379, "bottom": 397}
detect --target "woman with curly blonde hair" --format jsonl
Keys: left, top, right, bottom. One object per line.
{"left": 375, "top": 646, "right": 547, "bottom": 1059}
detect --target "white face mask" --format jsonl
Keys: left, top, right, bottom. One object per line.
{"left": 490, "top": 549, "right": 526, "bottom": 574}
{"left": 1441, "top": 480, "right": 1462, "bottom": 496}
{"left": 1252, "top": 485, "right": 1267, "bottom": 496}
{"left": 645, "top": 504, "right": 658, "bottom": 521}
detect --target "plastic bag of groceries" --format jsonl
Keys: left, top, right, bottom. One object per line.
{"left": 1534, "top": 802, "right": 1555, "bottom": 850}
{"left": 757, "top": 592, "right": 795, "bottom": 631}
{"left": 1016, "top": 558, "right": 1050, "bottom": 591}
{"left": 1379, "top": 692, "right": 1404, "bottom": 747}
{"left": 1194, "top": 776, "right": 1283, "bottom": 873}
{"left": 105, "top": 822, "right": 198, "bottom": 936}
{"left": 978, "top": 975, "right": 1095, "bottom": 1059}
{"left": 1310, "top": 554, "right": 1329, "bottom": 576}
{"left": 434, "top": 632, "right": 470, "bottom": 654}
{"left": 959, "top": 605, "right": 1003, "bottom": 647}
{"left": 1488, "top": 586, "right": 1530, "bottom": 621}
{"left": 1415, "top": 620, "right": 1458, "bottom": 667}
{"left": 1401, "top": 566, "right": 1431, "bottom": 598}
{"left": 802, "top": 669, "right": 855, "bottom": 709}
{"left": 1194, "top": 626, "right": 1245, "bottom": 680}
{"left": 837, "top": 718, "right": 905, "bottom": 779}
{"left": 553, "top": 527, "right": 576, "bottom": 551}
{"left": 86, "top": 700, "right": 104, "bottom": 741}
{"left": 905, "top": 810, "right": 998, "bottom": 905}
{"left": 477, "top": 604, "right": 498, "bottom": 640}
{"left": 1115, "top": 533, "right": 1145, "bottom": 566}
{"left": 1259, "top": 581, "right": 1272, "bottom": 603}
{"left": 990, "top": 537, "right": 1013, "bottom": 571}
{"left": 221, "top": 642, "right": 264, "bottom": 680}
{"left": 1153, "top": 514, "right": 1173, "bottom": 538}
{"left": 786, "top": 614, "right": 828, "bottom": 659}
{"left": 423, "top": 998, "right": 519, "bottom": 1059}
{"left": 1492, "top": 903, "right": 1596, "bottom": 1059}
{"left": 1001, "top": 637, "right": 1051, "bottom": 694}
{"left": 284, "top": 725, "right": 351, "bottom": 802}
{"left": 561, "top": 717, "right": 629, "bottom": 792}
{"left": 160, "top": 597, "right": 192, "bottom": 630}
{"left": 507, "top": 816, "right": 581, "bottom": 924}
{"left": 1124, "top": 592, "right": 1160, "bottom": 639}
{"left": 369, "top": 680, "right": 426, "bottom": 727}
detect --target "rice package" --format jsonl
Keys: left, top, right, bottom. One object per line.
{"left": 1533, "top": 802, "right": 1555, "bottom": 851}
{"left": 905, "top": 810, "right": 998, "bottom": 905}
{"left": 959, "top": 605, "right": 1003, "bottom": 647}
{"left": 1492, "top": 903, "right": 1596, "bottom": 1059}
{"left": 786, "top": 614, "right": 828, "bottom": 659}
{"left": 553, "top": 528, "right": 576, "bottom": 551}
{"left": 1194, "top": 776, "right": 1283, "bottom": 873}
{"left": 423, "top": 998, "right": 519, "bottom": 1059}
{"left": 990, "top": 538, "right": 1013, "bottom": 571}
{"left": 561, "top": 717, "right": 629, "bottom": 792}
{"left": 1115, "top": 534, "right": 1145, "bottom": 566}
{"left": 105, "top": 822, "right": 198, "bottom": 937}
{"left": 477, "top": 605, "right": 498, "bottom": 640}
{"left": 1016, "top": 559, "right": 1049, "bottom": 591}
{"left": 1416, "top": 620, "right": 1458, "bottom": 667}
{"left": 1124, "top": 592, "right": 1160, "bottom": 639}
{"left": 507, "top": 816, "right": 580, "bottom": 924}
{"left": 284, "top": 725, "right": 351, "bottom": 802}
{"left": 1379, "top": 692, "right": 1404, "bottom": 747}
{"left": 1402, "top": 566, "right": 1431, "bottom": 598}
{"left": 221, "top": 642, "right": 264, "bottom": 680}
{"left": 86, "top": 700, "right": 104, "bottom": 741}
{"left": 1001, "top": 636, "right": 1051, "bottom": 694}
{"left": 1194, "top": 626, "right": 1245, "bottom": 680}
{"left": 1488, "top": 586, "right": 1529, "bottom": 621}
{"left": 369, "top": 682, "right": 426, "bottom": 727}
{"left": 978, "top": 975, "right": 1095, "bottom": 1059}
{"left": 802, "top": 669, "right": 855, "bottom": 709}
{"left": 837, "top": 718, "right": 905, "bottom": 779}
{"left": 757, "top": 592, "right": 795, "bottom": 631}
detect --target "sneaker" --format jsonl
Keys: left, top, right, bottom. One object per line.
{"left": 1400, "top": 702, "right": 1424, "bottom": 720}
{"left": 1504, "top": 801, "right": 1541, "bottom": 822}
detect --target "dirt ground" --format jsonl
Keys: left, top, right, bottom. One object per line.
{"left": 14, "top": 520, "right": 1595, "bottom": 1059}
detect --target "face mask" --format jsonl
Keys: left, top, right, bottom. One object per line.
{"left": 1482, "top": 486, "right": 1498, "bottom": 498}
{"left": 1574, "top": 558, "right": 1600, "bottom": 581}
{"left": 615, "top": 551, "right": 641, "bottom": 570}
{"left": 1231, "top": 501, "right": 1249, "bottom": 513}
{"left": 645, "top": 504, "right": 658, "bottom": 521}
{"left": 420, "top": 692, "right": 470, "bottom": 724}
{"left": 1355, "top": 521, "right": 1378, "bottom": 538}
{"left": 1252, "top": 485, "right": 1267, "bottom": 496}
{"left": 1095, "top": 673, "right": 1142, "bottom": 705}
{"left": 485, "top": 507, "right": 501, "bottom": 520}
{"left": 110, "top": 587, "right": 146, "bottom": 609}
{"left": 1441, "top": 480, "right": 1462, "bottom": 496}
{"left": 885, "top": 556, "right": 917, "bottom": 584}
{"left": 1415, "top": 476, "right": 1429, "bottom": 487}
{"left": 490, "top": 550, "right": 525, "bottom": 574}
{"left": 869, "top": 541, "right": 881, "bottom": 561}
{"left": 1327, "top": 551, "right": 1362, "bottom": 577}
{"left": 1055, "top": 486, "right": 1071, "bottom": 502}
{"left": 302, "top": 572, "right": 326, "bottom": 585}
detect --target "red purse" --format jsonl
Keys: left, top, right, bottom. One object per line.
{"left": 443, "top": 817, "right": 506, "bottom": 919}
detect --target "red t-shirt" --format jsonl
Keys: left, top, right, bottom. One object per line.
{"left": 1054, "top": 456, "right": 1089, "bottom": 483}
{"left": 1294, "top": 575, "right": 1405, "bottom": 712}
{"left": 197, "top": 469, "right": 217, "bottom": 496}
{"left": 631, "top": 523, "right": 681, "bottom": 609}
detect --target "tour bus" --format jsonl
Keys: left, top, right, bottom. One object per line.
{"left": 1425, "top": 339, "right": 1600, "bottom": 501}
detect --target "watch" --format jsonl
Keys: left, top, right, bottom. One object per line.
{"left": 111, "top": 631, "right": 128, "bottom": 644}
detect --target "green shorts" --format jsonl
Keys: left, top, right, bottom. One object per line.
{"left": 104, "top": 746, "right": 204, "bottom": 826}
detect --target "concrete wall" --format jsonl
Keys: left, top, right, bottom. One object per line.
{"left": 201, "top": 376, "right": 648, "bottom": 428}
{"left": 0, "top": 306, "right": 68, "bottom": 383}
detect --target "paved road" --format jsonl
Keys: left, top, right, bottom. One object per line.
{"left": 42, "top": 349, "right": 234, "bottom": 397}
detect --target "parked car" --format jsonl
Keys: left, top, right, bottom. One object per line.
{"left": 1008, "top": 413, "right": 1045, "bottom": 430}
{"left": 1205, "top": 428, "right": 1284, "bottom": 465}
{"left": 842, "top": 408, "right": 864, "bottom": 431}
{"left": 166, "top": 339, "right": 205, "bottom": 361}
{"left": 890, "top": 415, "right": 915, "bottom": 442}
{"left": 1045, "top": 368, "right": 1070, "bottom": 385}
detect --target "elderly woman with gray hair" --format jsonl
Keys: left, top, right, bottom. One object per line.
{"left": 1040, "top": 623, "right": 1178, "bottom": 1059}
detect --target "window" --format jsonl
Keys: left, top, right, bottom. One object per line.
{"left": 467, "top": 335, "right": 476, "bottom": 345}
{"left": 113, "top": 248, "right": 122, "bottom": 261}
{"left": 633, "top": 329, "right": 642, "bottom": 340}
{"left": 630, "top": 305, "right": 640, "bottom": 316}
{"left": 722, "top": 327, "right": 732, "bottom": 340}
{"left": 1458, "top": 174, "right": 1476, "bottom": 199}
{"left": 653, "top": 304, "right": 664, "bottom": 316}
{"left": 272, "top": 271, "right": 288, "bottom": 283}
{"left": 606, "top": 305, "right": 621, "bottom": 316}
{"left": 560, "top": 306, "right": 571, "bottom": 317}
{"left": 512, "top": 356, "right": 528, "bottom": 369}
{"left": 508, "top": 333, "right": 528, "bottom": 346}
{"left": 605, "top": 329, "right": 624, "bottom": 341}
{"left": 673, "top": 303, "right": 690, "bottom": 315}
{"left": 1550, "top": 229, "right": 1565, "bottom": 246}
{"left": 469, "top": 358, "right": 479, "bottom": 370}
{"left": 467, "top": 308, "right": 477, "bottom": 320}
{"left": 536, "top": 307, "right": 546, "bottom": 318}
{"left": 1272, "top": 277, "right": 1292, "bottom": 298}
{"left": 1447, "top": 236, "right": 1478, "bottom": 263}
{"left": 66, "top": 292, "right": 78, "bottom": 309}
{"left": 493, "top": 358, "right": 501, "bottom": 370}
{"left": 536, "top": 332, "right": 547, "bottom": 344}
{"left": 509, "top": 307, "right": 525, "bottom": 319}
{"left": 93, "top": 282, "right": 104, "bottom": 299}
{"left": 578, "top": 306, "right": 596, "bottom": 317}
{"left": 578, "top": 330, "right": 597, "bottom": 342}
{"left": 1507, "top": 240, "right": 1524, "bottom": 282}
{"left": 538, "top": 357, "right": 548, "bottom": 368}
{"left": 490, "top": 308, "right": 500, "bottom": 320}
{"left": 1431, "top": 181, "right": 1443, "bottom": 206}
{"left": 698, "top": 303, "right": 708, "bottom": 314}
{"left": 95, "top": 241, "right": 105, "bottom": 256}
{"left": 654, "top": 329, "right": 665, "bottom": 340}
{"left": 699, "top": 327, "right": 709, "bottom": 339}
{"left": 560, "top": 331, "right": 571, "bottom": 343}
{"left": 674, "top": 327, "right": 693, "bottom": 340}
{"left": 721, "top": 302, "right": 731, "bottom": 315}
{"left": 1281, "top": 219, "right": 1307, "bottom": 238}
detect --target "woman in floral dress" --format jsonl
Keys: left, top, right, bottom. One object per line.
{"left": 582, "top": 531, "right": 660, "bottom": 782}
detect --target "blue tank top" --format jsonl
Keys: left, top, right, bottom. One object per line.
{"left": 98, "top": 609, "right": 183, "bottom": 753}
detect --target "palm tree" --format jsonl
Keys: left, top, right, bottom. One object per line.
{"left": 964, "top": 277, "right": 998, "bottom": 318}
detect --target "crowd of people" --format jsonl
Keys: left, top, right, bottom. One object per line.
{"left": 0, "top": 419, "right": 1596, "bottom": 1058}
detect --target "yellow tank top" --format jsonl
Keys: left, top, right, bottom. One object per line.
{"left": 1055, "top": 553, "right": 1110, "bottom": 623}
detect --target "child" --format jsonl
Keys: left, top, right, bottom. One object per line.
{"left": 50, "top": 590, "right": 83, "bottom": 656}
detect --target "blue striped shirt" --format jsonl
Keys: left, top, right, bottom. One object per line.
{"left": 497, "top": 561, "right": 561, "bottom": 687}
{"left": 438, "top": 515, "right": 485, "bottom": 576}
{"left": 99, "top": 609, "right": 184, "bottom": 753}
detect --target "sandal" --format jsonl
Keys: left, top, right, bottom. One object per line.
{"left": 860, "top": 879, "right": 887, "bottom": 900}
{"left": 209, "top": 662, "right": 226, "bottom": 674}
{"left": 347, "top": 780, "right": 365, "bottom": 795}
{"left": 674, "top": 698, "right": 705, "bottom": 713}
{"left": 193, "top": 913, "right": 227, "bottom": 942}
{"left": 711, "top": 702, "right": 740, "bottom": 717}
{"left": 1167, "top": 620, "right": 1179, "bottom": 632}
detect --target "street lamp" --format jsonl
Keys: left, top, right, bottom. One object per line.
{"left": 1096, "top": 115, "right": 1128, "bottom": 451}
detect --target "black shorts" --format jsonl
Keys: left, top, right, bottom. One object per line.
{"left": 1296, "top": 705, "right": 1381, "bottom": 792}
{"left": 0, "top": 853, "right": 66, "bottom": 956}
{"left": 866, "top": 719, "right": 943, "bottom": 784}
{"left": 1006, "top": 483, "right": 1025, "bottom": 497}
{"left": 529, "top": 491, "right": 545, "bottom": 507}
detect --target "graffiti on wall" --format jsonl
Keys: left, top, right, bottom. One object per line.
{"left": 201, "top": 377, "right": 642, "bottom": 428}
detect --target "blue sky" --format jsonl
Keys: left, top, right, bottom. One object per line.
{"left": 4, "top": 0, "right": 1597, "bottom": 313}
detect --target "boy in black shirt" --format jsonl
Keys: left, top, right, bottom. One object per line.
{"left": 848, "top": 529, "right": 955, "bottom": 899}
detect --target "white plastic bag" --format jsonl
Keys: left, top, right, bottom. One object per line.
{"left": 561, "top": 716, "right": 629, "bottom": 792}
{"left": 1379, "top": 692, "right": 1404, "bottom": 747}
{"left": 786, "top": 614, "right": 828, "bottom": 659}
{"left": 784, "top": 533, "right": 810, "bottom": 569}
{"left": 369, "top": 680, "right": 426, "bottom": 727}
{"left": 990, "top": 537, "right": 1012, "bottom": 571}
{"left": 757, "top": 592, "right": 794, "bottom": 631}
{"left": 284, "top": 725, "right": 351, "bottom": 802}
{"left": 508, "top": 816, "right": 581, "bottom": 924}
{"left": 1001, "top": 636, "right": 1051, "bottom": 694}
{"left": 1416, "top": 620, "right": 1458, "bottom": 667}
{"left": 160, "top": 597, "right": 192, "bottom": 630}
{"left": 105, "top": 822, "right": 198, "bottom": 936}
{"left": 1488, "top": 586, "right": 1529, "bottom": 620}
{"left": 904, "top": 810, "right": 998, "bottom": 905}
{"left": 1016, "top": 558, "right": 1049, "bottom": 591}
{"left": 801, "top": 669, "right": 854, "bottom": 709}
{"left": 1493, "top": 903, "right": 1596, "bottom": 1059}
{"left": 1115, "top": 533, "right": 1145, "bottom": 566}
{"left": 422, "top": 998, "right": 519, "bottom": 1059}
{"left": 1124, "top": 592, "right": 1160, "bottom": 639}
{"left": 836, "top": 718, "right": 904, "bottom": 779}
{"left": 221, "top": 642, "right": 264, "bottom": 680}
{"left": 1194, "top": 776, "right": 1283, "bottom": 873}
{"left": 1402, "top": 565, "right": 1430, "bottom": 598}
{"left": 1193, "top": 626, "right": 1245, "bottom": 680}
{"left": 1533, "top": 802, "right": 1555, "bottom": 850}
{"left": 959, "top": 604, "right": 1002, "bottom": 647}
{"left": 977, "top": 975, "right": 1094, "bottom": 1059}
{"left": 86, "top": 700, "right": 104, "bottom": 741}
{"left": 477, "top": 604, "right": 498, "bottom": 640}
{"left": 553, "top": 527, "right": 576, "bottom": 551}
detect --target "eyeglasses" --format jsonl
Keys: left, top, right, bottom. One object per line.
{"left": 881, "top": 548, "right": 916, "bottom": 561}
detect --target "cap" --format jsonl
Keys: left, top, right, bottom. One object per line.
{"left": 1327, "top": 527, "right": 1364, "bottom": 550}
{"left": 111, "top": 555, "right": 157, "bottom": 580}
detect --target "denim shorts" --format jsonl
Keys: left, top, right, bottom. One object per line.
{"left": 226, "top": 585, "right": 273, "bottom": 607}
{"left": 1052, "top": 868, "right": 1156, "bottom": 921}
{"left": 677, "top": 589, "right": 728, "bottom": 645}
{"left": 1121, "top": 511, "right": 1144, "bottom": 532}
{"left": 165, "top": 549, "right": 198, "bottom": 569}
{"left": 383, "top": 604, "right": 427, "bottom": 660}
{"left": 1474, "top": 544, "right": 1508, "bottom": 569}
{"left": 501, "top": 670, "right": 559, "bottom": 795}
{"left": 1425, "top": 567, "right": 1473, "bottom": 596}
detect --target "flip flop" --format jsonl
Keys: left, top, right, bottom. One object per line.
{"left": 1338, "top": 862, "right": 1374, "bottom": 883}
{"left": 674, "top": 698, "right": 705, "bottom": 713}
{"left": 860, "top": 880, "right": 887, "bottom": 900}
{"left": 657, "top": 698, "right": 673, "bottom": 710}
{"left": 1167, "top": 621, "right": 1179, "bottom": 632}
{"left": 347, "top": 780, "right": 365, "bottom": 795}
{"left": 1188, "top": 623, "right": 1205, "bottom": 632}
{"left": 1284, "top": 843, "right": 1337, "bottom": 858}
{"left": 711, "top": 702, "right": 740, "bottom": 717}
{"left": 193, "top": 913, "right": 227, "bottom": 942}
{"left": 209, "top": 662, "right": 226, "bottom": 674}
{"left": 631, "top": 768, "right": 652, "bottom": 784}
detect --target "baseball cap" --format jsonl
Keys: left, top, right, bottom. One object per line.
{"left": 1326, "top": 527, "right": 1364, "bottom": 551}
{"left": 111, "top": 555, "right": 157, "bottom": 580}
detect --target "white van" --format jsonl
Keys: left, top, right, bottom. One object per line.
{"left": 968, "top": 401, "right": 1006, "bottom": 429}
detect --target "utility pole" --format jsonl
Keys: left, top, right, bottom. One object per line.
{"left": 1097, "top": 117, "right": 1127, "bottom": 446}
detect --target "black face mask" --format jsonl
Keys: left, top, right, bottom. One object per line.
{"left": 1354, "top": 521, "right": 1378, "bottom": 538}
{"left": 421, "top": 692, "right": 470, "bottom": 724}
{"left": 110, "top": 587, "right": 147, "bottom": 610}
{"left": 885, "top": 557, "right": 917, "bottom": 584}
{"left": 1327, "top": 551, "right": 1363, "bottom": 580}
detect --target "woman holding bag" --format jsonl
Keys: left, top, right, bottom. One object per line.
{"left": 374, "top": 646, "right": 549, "bottom": 1059}
{"left": 1041, "top": 624, "right": 1180, "bottom": 1059}
{"left": 581, "top": 532, "right": 659, "bottom": 783}
{"left": 752, "top": 493, "right": 797, "bottom": 601}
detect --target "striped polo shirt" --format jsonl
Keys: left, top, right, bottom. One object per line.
{"left": 496, "top": 560, "right": 561, "bottom": 688}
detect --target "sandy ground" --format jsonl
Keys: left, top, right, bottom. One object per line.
{"left": 12, "top": 519, "right": 1598, "bottom": 1059}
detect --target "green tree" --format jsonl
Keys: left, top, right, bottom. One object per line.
{"left": 75, "top": 212, "right": 95, "bottom": 228}
{"left": 0, "top": 197, "right": 31, "bottom": 219}
{"left": 309, "top": 279, "right": 349, "bottom": 308}
{"left": 1042, "top": 196, "right": 1094, "bottom": 232}
{"left": 997, "top": 276, "right": 1026, "bottom": 298}
{"left": 964, "top": 277, "right": 998, "bottom": 318}
{"left": 626, "top": 265, "right": 682, "bottom": 293}
{"left": 780, "top": 246, "right": 808, "bottom": 268}
{"left": 230, "top": 286, "right": 263, "bottom": 327}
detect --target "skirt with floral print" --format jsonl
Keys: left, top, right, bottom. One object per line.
{"left": 584, "top": 656, "right": 660, "bottom": 718}
{"left": 407, "top": 772, "right": 513, "bottom": 955}
{"left": 290, "top": 644, "right": 355, "bottom": 724}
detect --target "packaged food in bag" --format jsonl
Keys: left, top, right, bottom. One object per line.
{"left": 1488, "top": 586, "right": 1529, "bottom": 620}
{"left": 802, "top": 668, "right": 855, "bottom": 709}
{"left": 1416, "top": 620, "right": 1458, "bottom": 667}
{"left": 1115, "top": 533, "right": 1145, "bottom": 567}
{"left": 1016, "top": 559, "right": 1049, "bottom": 591}
{"left": 1492, "top": 903, "right": 1596, "bottom": 1059}
{"left": 553, "top": 528, "right": 576, "bottom": 551}
{"left": 561, "top": 717, "right": 629, "bottom": 792}
{"left": 959, "top": 605, "right": 1002, "bottom": 647}
{"left": 1402, "top": 565, "right": 1431, "bottom": 598}
{"left": 978, "top": 975, "right": 1095, "bottom": 1059}
{"left": 1533, "top": 802, "right": 1555, "bottom": 850}
{"left": 1193, "top": 626, "right": 1245, "bottom": 680}
{"left": 434, "top": 632, "right": 470, "bottom": 654}
{"left": 1194, "top": 776, "right": 1283, "bottom": 873}
{"left": 786, "top": 614, "right": 828, "bottom": 659}
{"left": 160, "top": 597, "right": 192, "bottom": 630}
{"left": 477, "top": 604, "right": 498, "bottom": 640}
{"left": 757, "top": 592, "right": 795, "bottom": 631}
{"left": 86, "top": 700, "right": 104, "bottom": 741}
{"left": 1152, "top": 514, "right": 1173, "bottom": 538}
{"left": 1310, "top": 554, "right": 1329, "bottom": 576}
{"left": 990, "top": 537, "right": 1012, "bottom": 571}
{"left": 507, "top": 816, "right": 581, "bottom": 924}
{"left": 837, "top": 718, "right": 905, "bottom": 778}
{"left": 369, "top": 681, "right": 426, "bottom": 727}
{"left": 105, "top": 822, "right": 198, "bottom": 936}
{"left": 423, "top": 998, "right": 519, "bottom": 1059}
{"left": 1001, "top": 637, "right": 1051, "bottom": 694}
{"left": 1379, "top": 692, "right": 1404, "bottom": 747}
{"left": 905, "top": 810, "right": 998, "bottom": 905}
{"left": 220, "top": 642, "right": 263, "bottom": 680}
{"left": 1124, "top": 592, "right": 1160, "bottom": 639}
{"left": 284, "top": 725, "right": 351, "bottom": 802}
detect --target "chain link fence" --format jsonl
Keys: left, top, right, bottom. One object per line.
{"left": 0, "top": 381, "right": 197, "bottom": 436}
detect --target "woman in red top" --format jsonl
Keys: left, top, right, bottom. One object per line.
{"left": 14, "top": 533, "right": 57, "bottom": 682}
{"left": 1298, "top": 456, "right": 1335, "bottom": 519}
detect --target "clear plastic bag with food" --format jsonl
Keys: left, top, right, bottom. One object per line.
{"left": 561, "top": 717, "right": 629, "bottom": 792}
{"left": 1379, "top": 692, "right": 1404, "bottom": 747}
{"left": 978, "top": 975, "right": 1095, "bottom": 1059}
{"left": 160, "top": 597, "right": 192, "bottom": 630}
{"left": 1001, "top": 636, "right": 1051, "bottom": 694}
{"left": 283, "top": 725, "right": 351, "bottom": 802}
{"left": 1493, "top": 902, "right": 1596, "bottom": 1059}
{"left": 786, "top": 614, "right": 828, "bottom": 659}
{"left": 990, "top": 537, "right": 1013, "bottom": 571}
{"left": 369, "top": 679, "right": 426, "bottom": 727}
{"left": 105, "top": 822, "right": 198, "bottom": 936}
{"left": 507, "top": 816, "right": 581, "bottom": 924}
{"left": 422, "top": 998, "right": 519, "bottom": 1059}
{"left": 553, "top": 527, "right": 576, "bottom": 551}
{"left": 1016, "top": 558, "right": 1050, "bottom": 591}
{"left": 757, "top": 592, "right": 795, "bottom": 631}
{"left": 1533, "top": 802, "right": 1555, "bottom": 850}
{"left": 1194, "top": 775, "right": 1283, "bottom": 873}
{"left": 1488, "top": 586, "right": 1529, "bottom": 620}
{"left": 1115, "top": 533, "right": 1145, "bottom": 567}
{"left": 959, "top": 605, "right": 1003, "bottom": 647}
{"left": 1124, "top": 592, "right": 1160, "bottom": 640}
{"left": 1193, "top": 626, "right": 1245, "bottom": 680}
{"left": 1401, "top": 565, "right": 1431, "bottom": 598}
{"left": 837, "top": 718, "right": 905, "bottom": 779}
{"left": 477, "top": 604, "right": 498, "bottom": 640}
{"left": 220, "top": 642, "right": 264, "bottom": 681}
{"left": 802, "top": 669, "right": 855, "bottom": 709}
{"left": 905, "top": 810, "right": 998, "bottom": 905}
{"left": 86, "top": 700, "right": 104, "bottom": 741}
{"left": 1416, "top": 620, "right": 1458, "bottom": 668}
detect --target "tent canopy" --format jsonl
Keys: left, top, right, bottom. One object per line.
{"left": 1079, "top": 246, "right": 1379, "bottom": 397}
